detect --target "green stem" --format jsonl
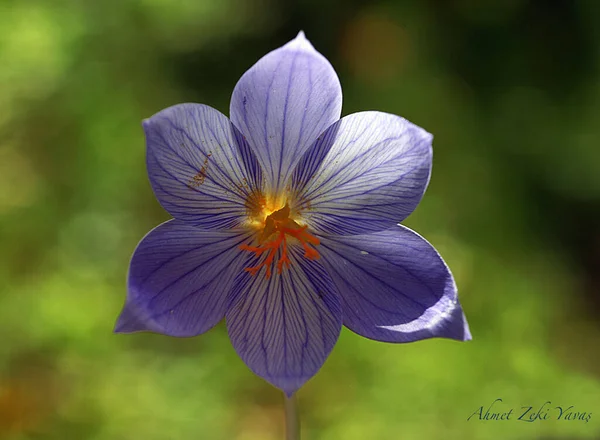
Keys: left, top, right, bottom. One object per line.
{"left": 284, "top": 393, "right": 300, "bottom": 440}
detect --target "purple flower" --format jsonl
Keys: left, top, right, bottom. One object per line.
{"left": 115, "top": 32, "right": 471, "bottom": 395}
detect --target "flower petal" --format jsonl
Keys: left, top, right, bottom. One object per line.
{"left": 318, "top": 225, "right": 471, "bottom": 343}
{"left": 230, "top": 31, "right": 342, "bottom": 194}
{"left": 115, "top": 220, "right": 251, "bottom": 336}
{"left": 226, "top": 245, "right": 342, "bottom": 395}
{"left": 145, "top": 103, "right": 263, "bottom": 229}
{"left": 291, "top": 111, "right": 433, "bottom": 235}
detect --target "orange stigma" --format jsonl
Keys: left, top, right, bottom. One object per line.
{"left": 239, "top": 204, "right": 320, "bottom": 279}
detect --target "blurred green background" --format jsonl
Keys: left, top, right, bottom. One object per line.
{"left": 1, "top": 0, "right": 599, "bottom": 439}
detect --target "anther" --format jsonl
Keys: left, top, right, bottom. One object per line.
{"left": 240, "top": 204, "right": 320, "bottom": 278}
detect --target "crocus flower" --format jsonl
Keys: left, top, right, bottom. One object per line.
{"left": 115, "top": 31, "right": 471, "bottom": 395}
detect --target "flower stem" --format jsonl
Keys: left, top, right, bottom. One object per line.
{"left": 284, "top": 393, "right": 300, "bottom": 440}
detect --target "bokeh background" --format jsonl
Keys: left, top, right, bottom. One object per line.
{"left": 1, "top": 0, "right": 599, "bottom": 439}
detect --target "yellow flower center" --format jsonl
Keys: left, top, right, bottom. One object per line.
{"left": 240, "top": 197, "right": 320, "bottom": 279}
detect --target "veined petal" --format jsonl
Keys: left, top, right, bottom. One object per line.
{"left": 145, "top": 103, "right": 263, "bottom": 229}
{"left": 318, "top": 225, "right": 471, "bottom": 343}
{"left": 230, "top": 31, "right": 342, "bottom": 195}
{"left": 115, "top": 220, "right": 251, "bottom": 336}
{"left": 226, "top": 245, "right": 342, "bottom": 395}
{"left": 291, "top": 112, "right": 432, "bottom": 235}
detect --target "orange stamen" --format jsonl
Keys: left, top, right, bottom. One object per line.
{"left": 239, "top": 204, "right": 320, "bottom": 279}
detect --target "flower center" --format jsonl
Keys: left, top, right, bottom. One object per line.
{"left": 239, "top": 204, "right": 320, "bottom": 279}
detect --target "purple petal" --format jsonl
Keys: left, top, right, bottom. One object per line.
{"left": 318, "top": 225, "right": 471, "bottom": 343}
{"left": 145, "top": 103, "right": 263, "bottom": 229}
{"left": 230, "top": 31, "right": 342, "bottom": 195}
{"left": 290, "top": 111, "right": 432, "bottom": 235}
{"left": 115, "top": 220, "right": 251, "bottom": 336}
{"left": 226, "top": 244, "right": 342, "bottom": 395}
